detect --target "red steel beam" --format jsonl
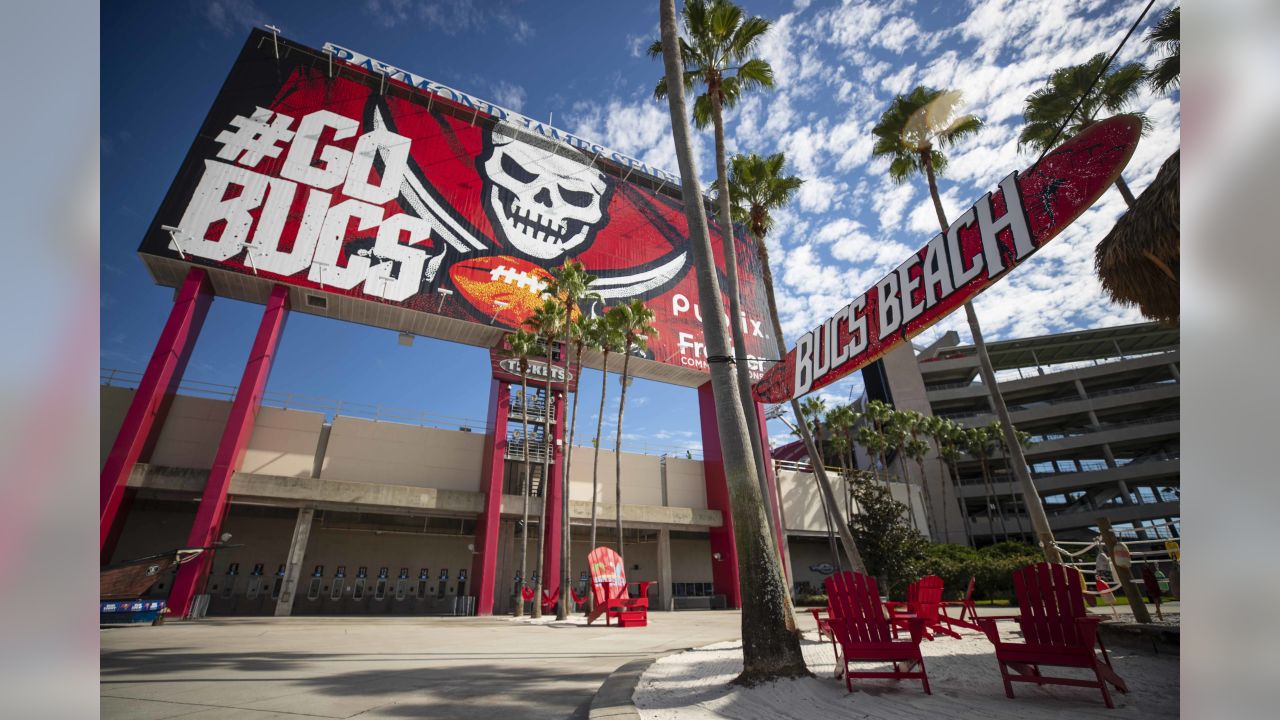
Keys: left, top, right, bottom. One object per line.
{"left": 167, "top": 284, "right": 290, "bottom": 618}
{"left": 100, "top": 267, "right": 213, "bottom": 553}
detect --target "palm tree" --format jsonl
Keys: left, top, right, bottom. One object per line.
{"left": 875, "top": 86, "right": 1060, "bottom": 562}
{"left": 1145, "top": 6, "right": 1179, "bottom": 95}
{"left": 934, "top": 419, "right": 973, "bottom": 546}
{"left": 724, "top": 150, "right": 864, "bottom": 579}
{"left": 545, "top": 260, "right": 599, "bottom": 620}
{"left": 650, "top": 0, "right": 776, "bottom": 534}
{"left": 589, "top": 313, "right": 624, "bottom": 563}
{"left": 605, "top": 299, "right": 657, "bottom": 567}
{"left": 1019, "top": 54, "right": 1150, "bottom": 206}
{"left": 504, "top": 329, "right": 539, "bottom": 617}
{"left": 864, "top": 400, "right": 896, "bottom": 489}
{"left": 524, "top": 298, "right": 564, "bottom": 618}
{"left": 965, "top": 426, "right": 1008, "bottom": 542}
{"left": 904, "top": 411, "right": 936, "bottom": 537}
{"left": 988, "top": 421, "right": 1035, "bottom": 539}
{"left": 658, "top": 0, "right": 807, "bottom": 680}
{"left": 856, "top": 424, "right": 887, "bottom": 486}
{"left": 883, "top": 410, "right": 920, "bottom": 533}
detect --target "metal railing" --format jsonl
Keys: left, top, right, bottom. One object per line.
{"left": 935, "top": 380, "right": 1179, "bottom": 421}
{"left": 925, "top": 349, "right": 1178, "bottom": 392}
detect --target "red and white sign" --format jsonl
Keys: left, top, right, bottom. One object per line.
{"left": 140, "top": 30, "right": 776, "bottom": 381}
{"left": 752, "top": 115, "right": 1143, "bottom": 403}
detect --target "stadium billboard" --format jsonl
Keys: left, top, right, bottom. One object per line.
{"left": 138, "top": 29, "right": 776, "bottom": 384}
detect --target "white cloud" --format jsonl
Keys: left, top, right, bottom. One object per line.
{"left": 796, "top": 176, "right": 845, "bottom": 212}
{"left": 205, "top": 0, "right": 271, "bottom": 35}
{"left": 489, "top": 81, "right": 526, "bottom": 112}
{"left": 872, "top": 182, "right": 916, "bottom": 232}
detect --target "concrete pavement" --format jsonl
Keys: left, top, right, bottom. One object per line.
{"left": 101, "top": 612, "right": 747, "bottom": 720}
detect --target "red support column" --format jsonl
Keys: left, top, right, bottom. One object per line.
{"left": 168, "top": 285, "right": 289, "bottom": 618}
{"left": 540, "top": 388, "right": 566, "bottom": 599}
{"left": 755, "top": 401, "right": 788, "bottom": 576}
{"left": 697, "top": 381, "right": 741, "bottom": 609}
{"left": 471, "top": 379, "right": 510, "bottom": 615}
{"left": 100, "top": 268, "right": 213, "bottom": 552}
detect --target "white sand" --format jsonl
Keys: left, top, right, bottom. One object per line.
{"left": 506, "top": 612, "right": 593, "bottom": 626}
{"left": 635, "top": 626, "right": 1178, "bottom": 719}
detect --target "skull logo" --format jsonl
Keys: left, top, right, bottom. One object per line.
{"left": 479, "top": 132, "right": 612, "bottom": 260}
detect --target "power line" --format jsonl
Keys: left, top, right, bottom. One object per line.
{"left": 1029, "top": 0, "right": 1159, "bottom": 172}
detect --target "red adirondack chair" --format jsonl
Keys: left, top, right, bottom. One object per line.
{"left": 824, "top": 571, "right": 931, "bottom": 695}
{"left": 940, "top": 576, "right": 982, "bottom": 632}
{"left": 978, "top": 562, "right": 1128, "bottom": 708}
{"left": 809, "top": 607, "right": 833, "bottom": 643}
{"left": 887, "top": 575, "right": 961, "bottom": 640}
{"left": 583, "top": 547, "right": 649, "bottom": 626}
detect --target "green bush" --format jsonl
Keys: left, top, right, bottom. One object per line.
{"left": 795, "top": 594, "right": 828, "bottom": 607}
{"left": 917, "top": 540, "right": 1043, "bottom": 601}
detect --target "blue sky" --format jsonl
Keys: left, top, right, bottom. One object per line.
{"left": 101, "top": 0, "right": 1179, "bottom": 458}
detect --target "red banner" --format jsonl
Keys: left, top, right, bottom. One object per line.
{"left": 752, "top": 115, "right": 1143, "bottom": 403}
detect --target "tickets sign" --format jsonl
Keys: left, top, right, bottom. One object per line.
{"left": 752, "top": 115, "right": 1143, "bottom": 403}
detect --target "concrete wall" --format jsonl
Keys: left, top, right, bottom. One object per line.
{"left": 665, "top": 457, "right": 707, "bottom": 509}
{"left": 240, "top": 408, "right": 326, "bottom": 478}
{"left": 300, "top": 523, "right": 476, "bottom": 596}
{"left": 778, "top": 469, "right": 831, "bottom": 533}
{"left": 787, "top": 538, "right": 838, "bottom": 594}
{"left": 101, "top": 385, "right": 135, "bottom": 469}
{"left": 321, "top": 416, "right": 485, "bottom": 492}
{"left": 565, "top": 447, "right": 663, "bottom": 506}
{"left": 147, "top": 395, "right": 231, "bottom": 469}
{"left": 670, "top": 537, "right": 713, "bottom": 583}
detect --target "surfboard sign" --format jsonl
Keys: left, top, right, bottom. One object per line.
{"left": 752, "top": 114, "right": 1143, "bottom": 404}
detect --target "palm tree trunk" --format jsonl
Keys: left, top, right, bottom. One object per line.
{"left": 758, "top": 240, "right": 864, "bottom": 575}
{"left": 948, "top": 457, "right": 973, "bottom": 546}
{"left": 925, "top": 150, "right": 1059, "bottom": 560}
{"left": 614, "top": 349, "right": 631, "bottom": 567}
{"left": 532, "top": 350, "right": 553, "bottom": 619}
{"left": 933, "top": 450, "right": 951, "bottom": 541}
{"left": 558, "top": 338, "right": 578, "bottom": 621}
{"left": 895, "top": 447, "right": 919, "bottom": 532}
{"left": 710, "top": 92, "right": 781, "bottom": 567}
{"left": 979, "top": 454, "right": 1008, "bottom": 542}
{"left": 1114, "top": 175, "right": 1136, "bottom": 207}
{"left": 588, "top": 350, "right": 609, "bottom": 614}
{"left": 660, "top": 0, "right": 807, "bottom": 681}
{"left": 517, "top": 370, "right": 531, "bottom": 617}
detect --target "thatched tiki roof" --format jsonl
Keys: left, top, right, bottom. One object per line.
{"left": 1095, "top": 150, "right": 1180, "bottom": 323}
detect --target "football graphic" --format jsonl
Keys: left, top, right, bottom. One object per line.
{"left": 450, "top": 254, "right": 555, "bottom": 328}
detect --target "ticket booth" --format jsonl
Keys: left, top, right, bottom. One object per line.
{"left": 341, "top": 566, "right": 368, "bottom": 614}
{"left": 411, "top": 568, "right": 431, "bottom": 614}
{"left": 392, "top": 568, "right": 412, "bottom": 615}
{"left": 369, "top": 567, "right": 392, "bottom": 614}
{"left": 207, "top": 562, "right": 240, "bottom": 615}
{"left": 297, "top": 564, "right": 325, "bottom": 615}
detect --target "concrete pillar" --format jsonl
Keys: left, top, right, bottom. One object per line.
{"left": 697, "top": 381, "right": 741, "bottom": 609}
{"left": 100, "top": 267, "right": 212, "bottom": 553}
{"left": 471, "top": 379, "right": 511, "bottom": 615}
{"left": 169, "top": 284, "right": 289, "bottom": 618}
{"left": 274, "top": 507, "right": 315, "bottom": 616}
{"left": 657, "top": 528, "right": 672, "bottom": 611}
